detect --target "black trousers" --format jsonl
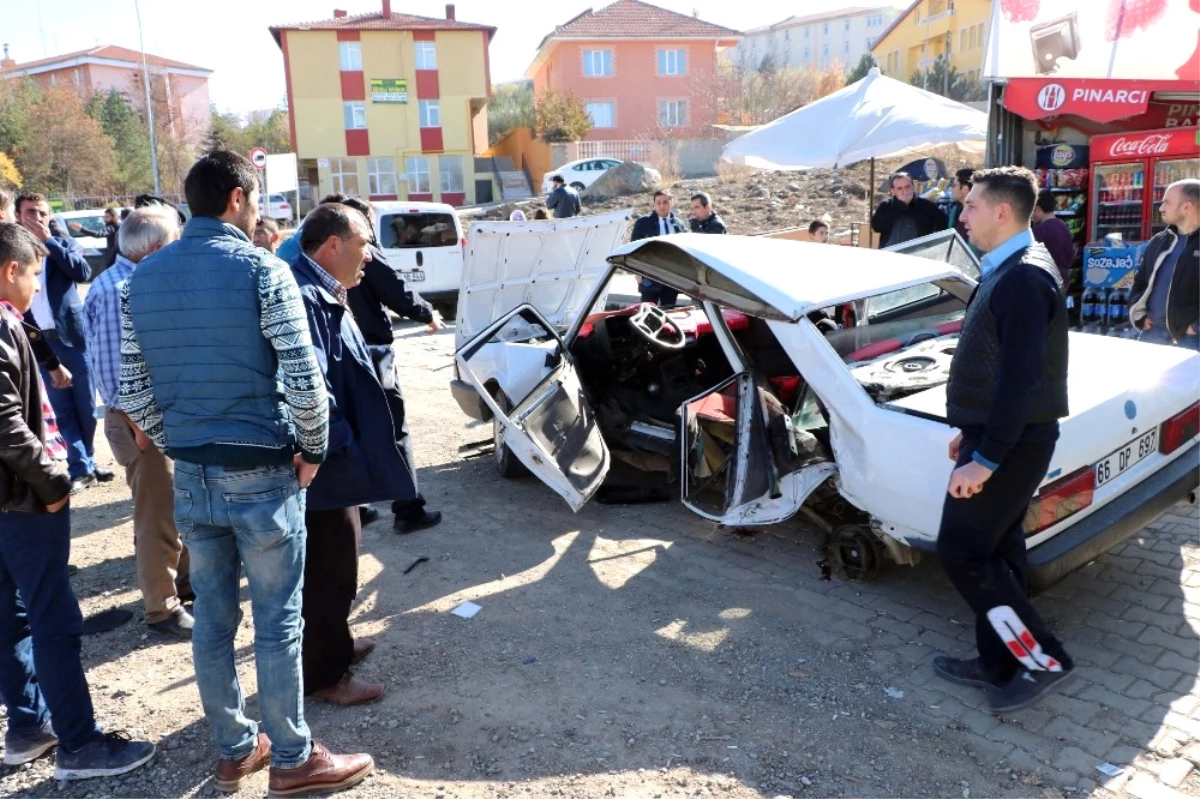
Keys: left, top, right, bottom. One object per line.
{"left": 302, "top": 507, "right": 360, "bottom": 693}
{"left": 935, "top": 425, "right": 1072, "bottom": 677}
{"left": 639, "top": 280, "right": 679, "bottom": 308}
{"left": 368, "top": 344, "right": 426, "bottom": 519}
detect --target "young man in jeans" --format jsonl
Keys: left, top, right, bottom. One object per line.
{"left": 0, "top": 222, "right": 155, "bottom": 779}
{"left": 120, "top": 152, "right": 372, "bottom": 795}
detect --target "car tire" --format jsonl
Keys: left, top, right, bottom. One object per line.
{"left": 433, "top": 299, "right": 458, "bottom": 322}
{"left": 494, "top": 393, "right": 529, "bottom": 480}
{"left": 570, "top": 181, "right": 585, "bottom": 191}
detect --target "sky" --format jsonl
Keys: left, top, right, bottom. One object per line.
{"left": 3, "top": 0, "right": 897, "bottom": 117}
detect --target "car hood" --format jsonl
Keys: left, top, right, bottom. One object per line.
{"left": 457, "top": 209, "right": 633, "bottom": 347}
{"left": 608, "top": 234, "right": 968, "bottom": 321}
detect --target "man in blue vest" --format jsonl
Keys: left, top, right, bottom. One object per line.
{"left": 119, "top": 151, "right": 373, "bottom": 796}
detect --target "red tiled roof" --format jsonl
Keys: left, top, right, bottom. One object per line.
{"left": 269, "top": 10, "right": 496, "bottom": 46}
{"left": 1, "top": 45, "right": 210, "bottom": 74}
{"left": 542, "top": 0, "right": 741, "bottom": 43}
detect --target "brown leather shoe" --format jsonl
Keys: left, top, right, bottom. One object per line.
{"left": 311, "top": 674, "right": 385, "bottom": 706}
{"left": 350, "top": 637, "right": 375, "bottom": 665}
{"left": 215, "top": 732, "right": 271, "bottom": 793}
{"left": 267, "top": 740, "right": 373, "bottom": 797}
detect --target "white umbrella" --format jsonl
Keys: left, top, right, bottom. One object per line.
{"left": 721, "top": 67, "right": 989, "bottom": 170}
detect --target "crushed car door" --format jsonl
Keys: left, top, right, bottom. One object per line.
{"left": 679, "top": 372, "right": 836, "bottom": 528}
{"left": 455, "top": 304, "right": 610, "bottom": 511}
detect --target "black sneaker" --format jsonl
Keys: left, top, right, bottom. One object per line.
{"left": 932, "top": 656, "right": 1008, "bottom": 690}
{"left": 69, "top": 474, "right": 98, "bottom": 495}
{"left": 54, "top": 731, "right": 155, "bottom": 780}
{"left": 4, "top": 721, "right": 57, "bottom": 766}
{"left": 395, "top": 509, "right": 442, "bottom": 534}
{"left": 148, "top": 607, "right": 195, "bottom": 639}
{"left": 93, "top": 467, "right": 116, "bottom": 483}
{"left": 988, "top": 667, "right": 1077, "bottom": 714}
{"left": 359, "top": 505, "right": 380, "bottom": 526}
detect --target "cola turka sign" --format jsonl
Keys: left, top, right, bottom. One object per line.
{"left": 1092, "top": 128, "right": 1197, "bottom": 161}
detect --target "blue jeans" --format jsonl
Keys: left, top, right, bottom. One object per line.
{"left": 1137, "top": 326, "right": 1200, "bottom": 350}
{"left": 0, "top": 503, "right": 102, "bottom": 750}
{"left": 40, "top": 338, "right": 97, "bottom": 479}
{"left": 172, "top": 462, "right": 311, "bottom": 768}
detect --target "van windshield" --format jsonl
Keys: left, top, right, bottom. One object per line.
{"left": 380, "top": 212, "right": 459, "bottom": 248}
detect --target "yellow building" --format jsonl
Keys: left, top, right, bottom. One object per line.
{"left": 270, "top": 2, "right": 495, "bottom": 207}
{"left": 870, "top": 0, "right": 991, "bottom": 84}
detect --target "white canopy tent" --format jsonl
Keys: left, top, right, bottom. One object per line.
{"left": 721, "top": 68, "right": 989, "bottom": 244}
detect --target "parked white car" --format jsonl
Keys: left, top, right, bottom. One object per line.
{"left": 374, "top": 200, "right": 466, "bottom": 316}
{"left": 541, "top": 158, "right": 623, "bottom": 194}
{"left": 258, "top": 192, "right": 294, "bottom": 225}
{"left": 450, "top": 228, "right": 1200, "bottom": 590}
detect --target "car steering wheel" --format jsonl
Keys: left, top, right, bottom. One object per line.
{"left": 629, "top": 303, "right": 687, "bottom": 350}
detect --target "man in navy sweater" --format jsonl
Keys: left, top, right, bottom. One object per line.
{"left": 933, "top": 166, "right": 1074, "bottom": 714}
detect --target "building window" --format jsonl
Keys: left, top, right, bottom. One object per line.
{"left": 339, "top": 41, "right": 362, "bottom": 71}
{"left": 823, "top": 44, "right": 830, "bottom": 59}
{"left": 72, "top": 69, "right": 81, "bottom": 87}
{"left": 804, "top": 26, "right": 810, "bottom": 38}
{"left": 367, "top": 157, "right": 396, "bottom": 196}
{"left": 960, "top": 29, "right": 968, "bottom": 50}
{"left": 657, "top": 49, "right": 687, "bottom": 76}
{"left": 439, "top": 155, "right": 464, "bottom": 194}
{"left": 659, "top": 100, "right": 686, "bottom": 127}
{"left": 585, "top": 101, "right": 615, "bottom": 128}
{"left": 844, "top": 18, "right": 851, "bottom": 31}
{"left": 415, "top": 41, "right": 437, "bottom": 70}
{"left": 406, "top": 156, "right": 431, "bottom": 194}
{"left": 49, "top": 73, "right": 57, "bottom": 87}
{"left": 330, "top": 158, "right": 359, "bottom": 195}
{"left": 343, "top": 101, "right": 366, "bottom": 130}
{"left": 419, "top": 100, "right": 440, "bottom": 128}
{"left": 804, "top": 47, "right": 810, "bottom": 60}
{"left": 583, "top": 49, "right": 613, "bottom": 77}
{"left": 823, "top": 23, "right": 829, "bottom": 34}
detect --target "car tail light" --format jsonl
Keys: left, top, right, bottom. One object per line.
{"left": 461, "top": 237, "right": 468, "bottom": 249}
{"left": 1159, "top": 401, "right": 1199, "bottom": 456}
{"left": 1022, "top": 466, "right": 1095, "bottom": 536}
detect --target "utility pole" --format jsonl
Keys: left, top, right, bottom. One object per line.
{"left": 134, "top": 0, "right": 162, "bottom": 194}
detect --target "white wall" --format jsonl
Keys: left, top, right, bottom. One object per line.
{"left": 731, "top": 7, "right": 903, "bottom": 72}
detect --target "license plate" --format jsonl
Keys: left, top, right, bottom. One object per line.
{"left": 1095, "top": 429, "right": 1158, "bottom": 487}
{"left": 401, "top": 271, "right": 425, "bottom": 282}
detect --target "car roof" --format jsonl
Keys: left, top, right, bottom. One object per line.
{"left": 57, "top": 209, "right": 115, "bottom": 218}
{"left": 608, "top": 234, "right": 966, "bottom": 321}
{"left": 559, "top": 157, "right": 622, "bottom": 170}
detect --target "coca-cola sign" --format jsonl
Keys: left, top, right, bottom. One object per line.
{"left": 1107, "top": 134, "right": 1173, "bottom": 158}
{"left": 1093, "top": 127, "right": 1197, "bottom": 161}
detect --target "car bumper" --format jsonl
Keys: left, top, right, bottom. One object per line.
{"left": 451, "top": 378, "right": 490, "bottom": 423}
{"left": 1027, "top": 442, "right": 1200, "bottom": 593}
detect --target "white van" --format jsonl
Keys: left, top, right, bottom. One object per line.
{"left": 373, "top": 201, "right": 465, "bottom": 315}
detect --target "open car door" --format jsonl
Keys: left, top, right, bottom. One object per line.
{"left": 455, "top": 304, "right": 610, "bottom": 511}
{"left": 679, "top": 371, "right": 836, "bottom": 527}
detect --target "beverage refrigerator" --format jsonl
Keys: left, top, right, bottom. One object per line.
{"left": 1088, "top": 127, "right": 1200, "bottom": 245}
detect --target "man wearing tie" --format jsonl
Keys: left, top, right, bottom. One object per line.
{"left": 630, "top": 191, "right": 687, "bottom": 307}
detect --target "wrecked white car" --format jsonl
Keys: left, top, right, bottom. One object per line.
{"left": 450, "top": 224, "right": 1200, "bottom": 590}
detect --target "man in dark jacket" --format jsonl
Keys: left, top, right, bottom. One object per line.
{"left": 0, "top": 222, "right": 156, "bottom": 778}
{"left": 68, "top": 207, "right": 120, "bottom": 271}
{"left": 320, "top": 194, "right": 444, "bottom": 533}
{"left": 631, "top": 191, "right": 687, "bottom": 307}
{"left": 545, "top": 175, "right": 581, "bottom": 219}
{"left": 871, "top": 172, "right": 947, "bottom": 248}
{"left": 932, "top": 167, "right": 1074, "bottom": 715}
{"left": 688, "top": 192, "right": 727, "bottom": 234}
{"left": 15, "top": 192, "right": 112, "bottom": 493}
{"left": 1129, "top": 179, "right": 1199, "bottom": 349}
{"left": 1031, "top": 190, "right": 1075, "bottom": 285}
{"left": 290, "top": 204, "right": 415, "bottom": 706}
{"left": 946, "top": 168, "right": 973, "bottom": 242}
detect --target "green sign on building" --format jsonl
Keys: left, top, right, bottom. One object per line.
{"left": 370, "top": 78, "right": 408, "bottom": 104}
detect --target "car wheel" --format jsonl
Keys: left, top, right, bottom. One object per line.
{"left": 433, "top": 299, "right": 458, "bottom": 322}
{"left": 570, "top": 181, "right": 585, "bottom": 191}
{"left": 830, "top": 524, "right": 885, "bottom": 582}
{"left": 493, "top": 393, "right": 529, "bottom": 479}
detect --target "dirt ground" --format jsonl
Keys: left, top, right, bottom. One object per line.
{"left": 1, "top": 321, "right": 1198, "bottom": 799}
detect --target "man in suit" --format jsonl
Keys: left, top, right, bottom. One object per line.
{"left": 15, "top": 193, "right": 112, "bottom": 493}
{"left": 630, "top": 191, "right": 687, "bottom": 307}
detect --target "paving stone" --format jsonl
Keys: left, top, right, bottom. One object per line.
{"left": 1150, "top": 758, "right": 1194, "bottom": 788}
{"left": 1107, "top": 745, "right": 1147, "bottom": 767}
{"left": 989, "top": 721, "right": 1056, "bottom": 756}
{"left": 1126, "top": 680, "right": 1159, "bottom": 700}
{"left": 1155, "top": 650, "right": 1199, "bottom": 678}
{"left": 1111, "top": 585, "right": 1171, "bottom": 611}
{"left": 1043, "top": 717, "right": 1119, "bottom": 759}
{"left": 1038, "top": 692, "right": 1100, "bottom": 727}
{"left": 1079, "top": 668, "right": 1134, "bottom": 694}
{"left": 1150, "top": 729, "right": 1188, "bottom": 758}
{"left": 1126, "top": 772, "right": 1192, "bottom": 799}
{"left": 1054, "top": 746, "right": 1099, "bottom": 774}
{"left": 1139, "top": 626, "right": 1200, "bottom": 658}
{"left": 1179, "top": 743, "right": 1200, "bottom": 766}
{"left": 1113, "top": 655, "right": 1185, "bottom": 691}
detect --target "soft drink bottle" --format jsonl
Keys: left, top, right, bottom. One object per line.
{"left": 1081, "top": 287, "right": 1102, "bottom": 334}
{"left": 1107, "top": 289, "right": 1128, "bottom": 336}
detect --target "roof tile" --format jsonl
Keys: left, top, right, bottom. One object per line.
{"left": 2, "top": 44, "right": 209, "bottom": 74}
{"left": 546, "top": 0, "right": 740, "bottom": 40}
{"left": 269, "top": 9, "right": 496, "bottom": 43}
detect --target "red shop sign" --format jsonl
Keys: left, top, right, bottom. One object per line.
{"left": 1091, "top": 127, "right": 1199, "bottom": 161}
{"left": 1004, "top": 78, "right": 1198, "bottom": 124}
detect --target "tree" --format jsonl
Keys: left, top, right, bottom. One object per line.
{"left": 0, "top": 152, "right": 21, "bottom": 188}
{"left": 242, "top": 107, "right": 290, "bottom": 154}
{"left": 533, "top": 89, "right": 592, "bottom": 142}
{"left": 12, "top": 85, "right": 117, "bottom": 197}
{"left": 488, "top": 81, "right": 534, "bottom": 145}
{"left": 910, "top": 55, "right": 988, "bottom": 102}
{"left": 709, "top": 53, "right": 846, "bottom": 126}
{"left": 86, "top": 89, "right": 153, "bottom": 194}
{"left": 846, "top": 52, "right": 878, "bottom": 84}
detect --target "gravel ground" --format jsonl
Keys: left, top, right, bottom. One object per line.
{"left": 1, "top": 320, "right": 1197, "bottom": 799}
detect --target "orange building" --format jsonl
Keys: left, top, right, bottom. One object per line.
{"left": 270, "top": 2, "right": 495, "bottom": 206}
{"left": 0, "top": 44, "right": 212, "bottom": 144}
{"left": 526, "top": 0, "right": 740, "bottom": 141}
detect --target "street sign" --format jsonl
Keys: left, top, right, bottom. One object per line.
{"left": 250, "top": 147, "right": 268, "bottom": 169}
{"left": 266, "top": 153, "right": 298, "bottom": 193}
